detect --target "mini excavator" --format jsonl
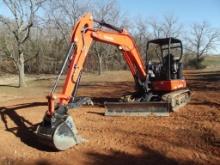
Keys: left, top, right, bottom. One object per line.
{"left": 36, "top": 13, "right": 190, "bottom": 150}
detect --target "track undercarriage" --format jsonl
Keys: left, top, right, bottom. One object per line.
{"left": 105, "top": 88, "right": 191, "bottom": 116}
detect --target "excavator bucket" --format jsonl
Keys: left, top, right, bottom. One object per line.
{"left": 36, "top": 115, "right": 82, "bottom": 150}
{"left": 104, "top": 102, "right": 171, "bottom": 117}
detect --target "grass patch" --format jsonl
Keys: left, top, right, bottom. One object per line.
{"left": 202, "top": 55, "right": 220, "bottom": 67}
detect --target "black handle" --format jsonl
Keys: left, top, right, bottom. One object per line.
{"left": 94, "top": 19, "right": 123, "bottom": 33}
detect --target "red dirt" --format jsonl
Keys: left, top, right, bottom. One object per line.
{"left": 0, "top": 70, "right": 219, "bottom": 165}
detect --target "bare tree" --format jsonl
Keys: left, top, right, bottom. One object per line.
{"left": 162, "top": 14, "right": 182, "bottom": 38}
{"left": 149, "top": 14, "right": 182, "bottom": 38}
{"left": 0, "top": 0, "right": 44, "bottom": 87}
{"left": 43, "top": 0, "right": 123, "bottom": 75}
{"left": 92, "top": 0, "right": 120, "bottom": 23}
{"left": 44, "top": 0, "right": 90, "bottom": 44}
{"left": 149, "top": 18, "right": 163, "bottom": 38}
{"left": 91, "top": 0, "right": 121, "bottom": 75}
{"left": 188, "top": 21, "right": 220, "bottom": 61}
{"left": 134, "top": 18, "right": 150, "bottom": 58}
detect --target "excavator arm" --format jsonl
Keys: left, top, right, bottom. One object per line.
{"left": 36, "top": 13, "right": 150, "bottom": 150}
{"left": 47, "top": 13, "right": 147, "bottom": 116}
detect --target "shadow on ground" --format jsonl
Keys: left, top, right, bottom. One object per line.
{"left": 0, "top": 84, "right": 19, "bottom": 88}
{"left": 0, "top": 102, "right": 55, "bottom": 151}
{"left": 86, "top": 145, "right": 197, "bottom": 165}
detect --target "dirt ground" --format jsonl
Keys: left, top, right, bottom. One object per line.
{"left": 0, "top": 70, "right": 219, "bottom": 165}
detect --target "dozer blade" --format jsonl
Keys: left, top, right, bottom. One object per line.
{"left": 36, "top": 115, "right": 82, "bottom": 150}
{"left": 104, "top": 102, "right": 171, "bottom": 117}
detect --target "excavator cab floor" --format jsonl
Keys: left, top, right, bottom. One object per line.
{"left": 104, "top": 102, "right": 171, "bottom": 117}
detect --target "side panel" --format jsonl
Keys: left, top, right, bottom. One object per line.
{"left": 152, "top": 80, "right": 187, "bottom": 92}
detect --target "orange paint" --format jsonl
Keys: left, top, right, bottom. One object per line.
{"left": 152, "top": 80, "right": 187, "bottom": 92}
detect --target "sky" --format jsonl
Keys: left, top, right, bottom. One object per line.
{"left": 116, "top": 0, "right": 220, "bottom": 54}
{"left": 1, "top": 0, "right": 219, "bottom": 27}
{"left": 0, "top": 0, "right": 220, "bottom": 53}
{"left": 117, "top": 0, "right": 220, "bottom": 27}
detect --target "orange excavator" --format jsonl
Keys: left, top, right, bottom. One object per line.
{"left": 36, "top": 13, "right": 190, "bottom": 150}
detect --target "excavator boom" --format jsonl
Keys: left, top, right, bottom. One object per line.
{"left": 46, "top": 13, "right": 148, "bottom": 116}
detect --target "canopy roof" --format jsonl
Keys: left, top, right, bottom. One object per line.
{"left": 147, "top": 37, "right": 181, "bottom": 45}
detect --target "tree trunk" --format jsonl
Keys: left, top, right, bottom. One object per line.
{"left": 196, "top": 45, "right": 200, "bottom": 62}
{"left": 196, "top": 54, "right": 199, "bottom": 62}
{"left": 196, "top": 52, "right": 201, "bottom": 64}
{"left": 97, "top": 54, "right": 102, "bottom": 75}
{"left": 18, "top": 52, "right": 26, "bottom": 87}
{"left": 36, "top": 52, "right": 40, "bottom": 74}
